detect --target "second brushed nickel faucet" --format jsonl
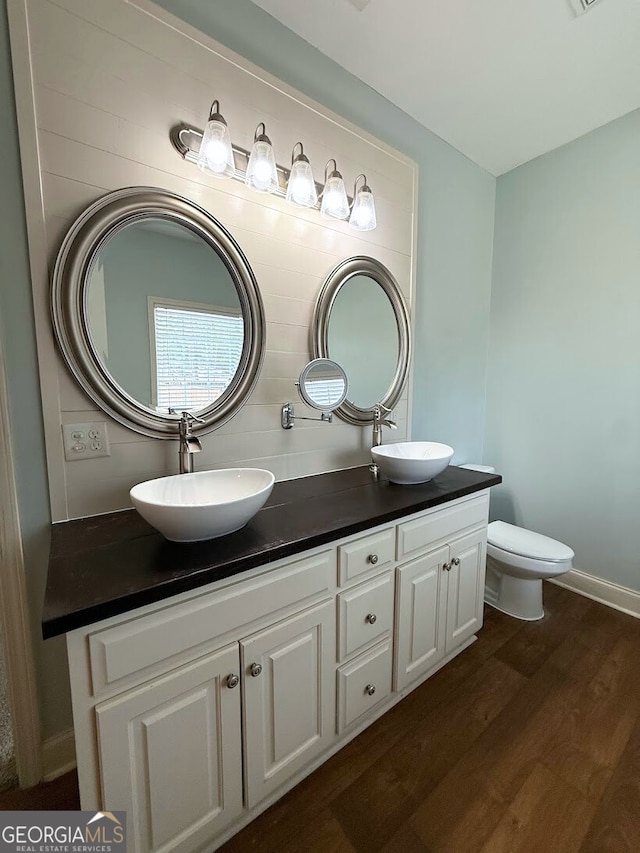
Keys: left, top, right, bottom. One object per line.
{"left": 370, "top": 403, "right": 397, "bottom": 475}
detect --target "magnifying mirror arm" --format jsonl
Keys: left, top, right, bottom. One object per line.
{"left": 281, "top": 403, "right": 333, "bottom": 430}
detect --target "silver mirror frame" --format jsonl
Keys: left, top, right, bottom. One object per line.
{"left": 51, "top": 187, "right": 265, "bottom": 438}
{"left": 297, "top": 358, "right": 348, "bottom": 410}
{"left": 311, "top": 256, "right": 411, "bottom": 425}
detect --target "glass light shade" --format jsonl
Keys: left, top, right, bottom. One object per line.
{"left": 197, "top": 119, "right": 235, "bottom": 177}
{"left": 245, "top": 138, "right": 278, "bottom": 192}
{"left": 349, "top": 188, "right": 377, "bottom": 231}
{"left": 286, "top": 158, "right": 318, "bottom": 208}
{"left": 320, "top": 175, "right": 350, "bottom": 220}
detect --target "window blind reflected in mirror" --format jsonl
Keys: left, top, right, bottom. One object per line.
{"left": 151, "top": 301, "right": 243, "bottom": 412}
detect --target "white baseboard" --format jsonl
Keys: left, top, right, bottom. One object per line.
{"left": 550, "top": 569, "right": 640, "bottom": 619}
{"left": 42, "top": 729, "right": 76, "bottom": 782}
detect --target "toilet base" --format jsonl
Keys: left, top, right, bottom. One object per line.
{"left": 484, "top": 562, "right": 545, "bottom": 621}
{"left": 484, "top": 593, "right": 544, "bottom": 621}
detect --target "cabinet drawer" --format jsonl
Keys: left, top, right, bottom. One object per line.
{"left": 397, "top": 495, "right": 488, "bottom": 560}
{"left": 337, "top": 572, "right": 394, "bottom": 661}
{"left": 88, "top": 550, "right": 334, "bottom": 695}
{"left": 337, "top": 639, "right": 393, "bottom": 732}
{"left": 338, "top": 527, "right": 394, "bottom": 585}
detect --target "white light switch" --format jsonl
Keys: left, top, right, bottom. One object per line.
{"left": 62, "top": 422, "right": 111, "bottom": 461}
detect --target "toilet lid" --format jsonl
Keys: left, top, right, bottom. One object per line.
{"left": 487, "top": 521, "right": 574, "bottom": 562}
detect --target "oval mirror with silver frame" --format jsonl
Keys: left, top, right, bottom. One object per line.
{"left": 311, "top": 256, "right": 410, "bottom": 425}
{"left": 51, "top": 187, "right": 265, "bottom": 438}
{"left": 281, "top": 358, "right": 348, "bottom": 429}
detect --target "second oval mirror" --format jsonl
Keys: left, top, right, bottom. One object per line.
{"left": 311, "top": 256, "right": 411, "bottom": 425}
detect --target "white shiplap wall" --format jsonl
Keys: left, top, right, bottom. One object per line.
{"left": 13, "top": 0, "right": 417, "bottom": 521}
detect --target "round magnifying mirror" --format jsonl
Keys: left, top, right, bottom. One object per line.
{"left": 298, "top": 358, "right": 348, "bottom": 410}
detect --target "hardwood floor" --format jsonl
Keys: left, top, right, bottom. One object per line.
{"left": 3, "top": 585, "right": 640, "bottom": 852}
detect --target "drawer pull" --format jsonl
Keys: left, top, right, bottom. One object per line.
{"left": 443, "top": 561, "right": 452, "bottom": 572}
{"left": 365, "top": 613, "right": 377, "bottom": 625}
{"left": 367, "top": 554, "right": 379, "bottom": 565}
{"left": 226, "top": 673, "right": 240, "bottom": 689}
{"left": 451, "top": 557, "right": 461, "bottom": 566}
{"left": 249, "top": 663, "right": 263, "bottom": 678}
{"left": 365, "top": 684, "right": 376, "bottom": 696}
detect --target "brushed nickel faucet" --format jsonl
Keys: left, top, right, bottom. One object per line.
{"left": 178, "top": 411, "right": 204, "bottom": 474}
{"left": 370, "top": 403, "right": 397, "bottom": 475}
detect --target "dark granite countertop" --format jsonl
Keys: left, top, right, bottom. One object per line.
{"left": 42, "top": 464, "right": 501, "bottom": 638}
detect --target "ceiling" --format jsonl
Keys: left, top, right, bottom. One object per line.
{"left": 250, "top": 0, "right": 640, "bottom": 175}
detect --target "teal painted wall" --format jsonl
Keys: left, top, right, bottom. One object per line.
{"left": 485, "top": 108, "right": 640, "bottom": 591}
{"left": 1, "top": 0, "right": 495, "bottom": 740}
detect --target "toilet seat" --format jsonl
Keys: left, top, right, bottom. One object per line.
{"left": 487, "top": 521, "right": 574, "bottom": 562}
{"left": 486, "top": 543, "right": 572, "bottom": 579}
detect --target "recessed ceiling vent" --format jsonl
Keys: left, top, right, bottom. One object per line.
{"left": 569, "top": 0, "right": 603, "bottom": 15}
{"left": 345, "top": 0, "right": 373, "bottom": 10}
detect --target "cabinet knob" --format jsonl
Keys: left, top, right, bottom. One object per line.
{"left": 443, "top": 561, "right": 452, "bottom": 572}
{"left": 367, "top": 554, "right": 379, "bottom": 565}
{"left": 365, "top": 613, "right": 377, "bottom": 624}
{"left": 451, "top": 557, "right": 460, "bottom": 566}
{"left": 365, "top": 684, "right": 376, "bottom": 696}
{"left": 249, "top": 662, "right": 263, "bottom": 678}
{"left": 226, "top": 673, "right": 240, "bottom": 689}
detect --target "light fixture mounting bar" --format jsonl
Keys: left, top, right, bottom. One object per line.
{"left": 170, "top": 124, "right": 344, "bottom": 208}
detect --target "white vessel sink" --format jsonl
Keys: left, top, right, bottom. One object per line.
{"left": 130, "top": 468, "right": 275, "bottom": 542}
{"left": 371, "top": 441, "right": 454, "bottom": 485}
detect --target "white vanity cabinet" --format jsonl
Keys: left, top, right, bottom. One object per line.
{"left": 91, "top": 598, "right": 336, "bottom": 852}
{"left": 395, "top": 496, "right": 488, "bottom": 692}
{"left": 241, "top": 599, "right": 336, "bottom": 808}
{"left": 65, "top": 490, "right": 490, "bottom": 853}
{"left": 95, "top": 644, "right": 243, "bottom": 853}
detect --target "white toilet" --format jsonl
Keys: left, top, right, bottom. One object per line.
{"left": 460, "top": 465, "right": 574, "bottom": 621}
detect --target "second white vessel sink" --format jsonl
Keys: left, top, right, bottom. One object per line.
{"left": 130, "top": 468, "right": 275, "bottom": 542}
{"left": 371, "top": 441, "right": 454, "bottom": 485}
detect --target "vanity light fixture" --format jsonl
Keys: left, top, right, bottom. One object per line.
{"left": 170, "top": 105, "right": 378, "bottom": 230}
{"left": 245, "top": 123, "right": 279, "bottom": 192}
{"left": 285, "top": 143, "right": 318, "bottom": 208}
{"left": 320, "top": 159, "right": 350, "bottom": 220}
{"left": 196, "top": 100, "right": 235, "bottom": 178}
{"left": 349, "top": 174, "right": 377, "bottom": 232}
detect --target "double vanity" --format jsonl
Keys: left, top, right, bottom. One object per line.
{"left": 41, "top": 180, "right": 500, "bottom": 852}
{"left": 44, "top": 464, "right": 500, "bottom": 852}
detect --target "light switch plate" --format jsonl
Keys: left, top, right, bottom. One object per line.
{"left": 62, "top": 421, "right": 111, "bottom": 461}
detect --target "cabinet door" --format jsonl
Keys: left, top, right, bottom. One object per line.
{"left": 395, "top": 545, "right": 448, "bottom": 692}
{"left": 242, "top": 599, "right": 335, "bottom": 808}
{"left": 95, "top": 644, "right": 242, "bottom": 853}
{"left": 445, "top": 527, "right": 487, "bottom": 653}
